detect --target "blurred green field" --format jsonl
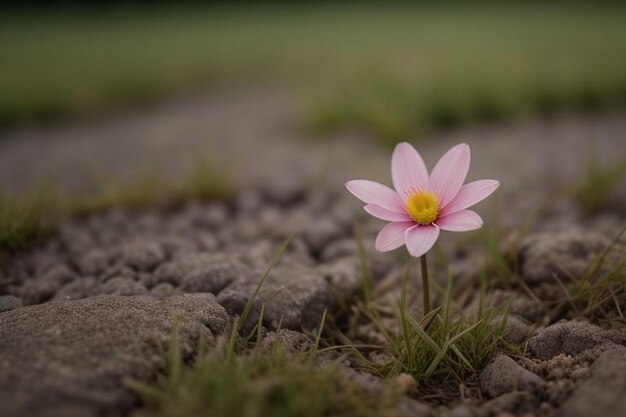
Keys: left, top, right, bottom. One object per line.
{"left": 1, "top": 3, "right": 626, "bottom": 140}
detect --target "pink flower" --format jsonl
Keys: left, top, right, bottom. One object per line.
{"left": 346, "top": 143, "right": 499, "bottom": 257}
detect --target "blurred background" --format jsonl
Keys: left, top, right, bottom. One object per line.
{"left": 0, "top": 0, "right": 625, "bottom": 223}
{"left": 2, "top": 1, "right": 626, "bottom": 133}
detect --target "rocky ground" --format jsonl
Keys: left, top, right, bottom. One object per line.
{"left": 0, "top": 86, "right": 625, "bottom": 417}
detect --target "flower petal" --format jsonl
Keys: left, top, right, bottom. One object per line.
{"left": 392, "top": 142, "right": 430, "bottom": 196}
{"left": 436, "top": 210, "right": 483, "bottom": 232}
{"left": 404, "top": 224, "right": 440, "bottom": 257}
{"left": 364, "top": 204, "right": 411, "bottom": 222}
{"left": 375, "top": 221, "right": 414, "bottom": 252}
{"left": 429, "top": 143, "right": 471, "bottom": 207}
{"left": 345, "top": 180, "right": 404, "bottom": 212}
{"left": 441, "top": 179, "right": 500, "bottom": 216}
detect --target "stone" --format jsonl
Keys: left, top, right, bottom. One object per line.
{"left": 482, "top": 392, "right": 534, "bottom": 415}
{"left": 217, "top": 265, "right": 334, "bottom": 331}
{"left": 518, "top": 229, "right": 618, "bottom": 285}
{"left": 494, "top": 315, "right": 530, "bottom": 345}
{"left": 303, "top": 217, "right": 344, "bottom": 255}
{"left": 559, "top": 347, "right": 626, "bottom": 417}
{"left": 320, "top": 238, "right": 357, "bottom": 261}
{"left": 122, "top": 240, "right": 165, "bottom": 271}
{"left": 0, "top": 294, "right": 231, "bottom": 417}
{"left": 52, "top": 277, "right": 101, "bottom": 301}
{"left": 261, "top": 177, "right": 304, "bottom": 206}
{"left": 17, "top": 278, "right": 63, "bottom": 305}
{"left": 15, "top": 264, "right": 77, "bottom": 305}
{"left": 158, "top": 234, "right": 199, "bottom": 256}
{"left": 397, "top": 397, "right": 433, "bottom": 417}
{"left": 75, "top": 249, "right": 111, "bottom": 276}
{"left": 260, "top": 329, "right": 313, "bottom": 354}
{"left": 201, "top": 203, "right": 229, "bottom": 228}
{"left": 319, "top": 258, "right": 361, "bottom": 295}
{"left": 466, "top": 290, "right": 546, "bottom": 323}
{"left": 529, "top": 321, "right": 625, "bottom": 360}
{"left": 445, "top": 404, "right": 481, "bottom": 417}
{"left": 0, "top": 295, "right": 22, "bottom": 312}
{"left": 100, "top": 263, "right": 137, "bottom": 282}
{"left": 480, "top": 355, "right": 546, "bottom": 398}
{"left": 179, "top": 255, "right": 250, "bottom": 294}
{"left": 149, "top": 282, "right": 179, "bottom": 299}
{"left": 101, "top": 277, "right": 147, "bottom": 296}
{"left": 235, "top": 189, "right": 264, "bottom": 214}
{"left": 395, "top": 373, "right": 417, "bottom": 393}
{"left": 152, "top": 254, "right": 247, "bottom": 293}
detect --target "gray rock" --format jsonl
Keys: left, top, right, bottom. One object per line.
{"left": 480, "top": 355, "right": 546, "bottom": 397}
{"left": 236, "top": 189, "right": 264, "bottom": 214}
{"left": 303, "top": 217, "right": 344, "bottom": 255}
{"left": 122, "top": 240, "right": 165, "bottom": 271}
{"left": 231, "top": 218, "right": 263, "bottom": 241}
{"left": 52, "top": 277, "right": 101, "bottom": 301}
{"left": 519, "top": 229, "right": 618, "bottom": 285}
{"left": 257, "top": 206, "right": 284, "bottom": 232}
{"left": 493, "top": 314, "right": 530, "bottom": 345}
{"left": 0, "top": 294, "right": 231, "bottom": 417}
{"left": 260, "top": 329, "right": 313, "bottom": 354}
{"left": 15, "top": 265, "right": 77, "bottom": 305}
{"left": 157, "top": 235, "right": 198, "bottom": 257}
{"left": 75, "top": 249, "right": 111, "bottom": 276}
{"left": 466, "top": 290, "right": 547, "bottom": 323}
{"left": 529, "top": 321, "right": 625, "bottom": 360}
{"left": 31, "top": 254, "right": 66, "bottom": 277}
{"left": 559, "top": 347, "right": 626, "bottom": 417}
{"left": 320, "top": 238, "right": 358, "bottom": 261}
{"left": 101, "top": 277, "right": 147, "bottom": 296}
{"left": 261, "top": 177, "right": 304, "bottom": 206}
{"left": 100, "top": 263, "right": 137, "bottom": 282}
{"left": 482, "top": 391, "right": 534, "bottom": 415}
{"left": 17, "top": 278, "right": 62, "bottom": 305}
{"left": 320, "top": 258, "right": 361, "bottom": 295}
{"left": 194, "top": 232, "right": 219, "bottom": 251}
{"left": 397, "top": 397, "right": 433, "bottom": 417}
{"left": 217, "top": 265, "right": 334, "bottom": 331}
{"left": 149, "top": 282, "right": 179, "bottom": 299}
{"left": 445, "top": 404, "right": 482, "bottom": 417}
{"left": 201, "top": 203, "right": 229, "bottom": 228}
{"left": 152, "top": 254, "right": 247, "bottom": 292}
{"left": 0, "top": 295, "right": 22, "bottom": 312}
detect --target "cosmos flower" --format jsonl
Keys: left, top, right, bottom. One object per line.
{"left": 346, "top": 142, "right": 499, "bottom": 257}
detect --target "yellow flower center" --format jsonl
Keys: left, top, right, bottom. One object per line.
{"left": 405, "top": 190, "right": 439, "bottom": 225}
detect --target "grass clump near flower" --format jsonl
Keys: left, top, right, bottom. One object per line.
{"left": 384, "top": 272, "right": 508, "bottom": 383}
{"left": 340, "top": 265, "right": 510, "bottom": 389}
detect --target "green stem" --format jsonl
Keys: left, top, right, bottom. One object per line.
{"left": 420, "top": 254, "right": 430, "bottom": 316}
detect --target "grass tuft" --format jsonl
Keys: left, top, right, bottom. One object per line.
{"left": 0, "top": 186, "right": 67, "bottom": 259}
{"left": 368, "top": 269, "right": 509, "bottom": 384}
{"left": 562, "top": 226, "right": 626, "bottom": 329}
{"left": 130, "top": 340, "right": 406, "bottom": 417}
{"left": 573, "top": 155, "right": 626, "bottom": 214}
{"left": 0, "top": 161, "right": 230, "bottom": 259}
{"left": 129, "top": 307, "right": 405, "bottom": 417}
